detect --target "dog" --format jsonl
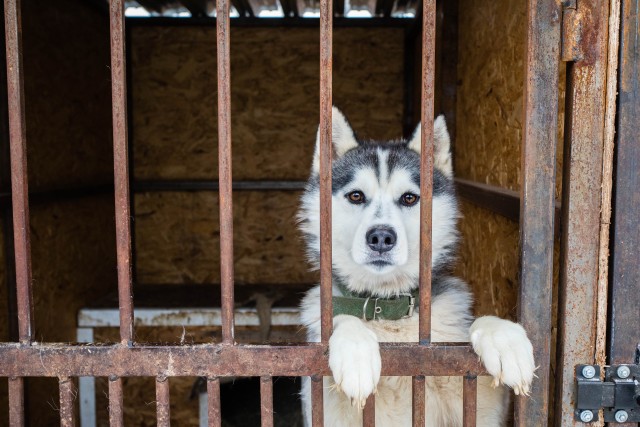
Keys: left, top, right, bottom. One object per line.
{"left": 297, "top": 107, "right": 535, "bottom": 426}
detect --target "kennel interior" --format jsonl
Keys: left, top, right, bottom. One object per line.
{"left": 0, "top": 0, "right": 637, "bottom": 426}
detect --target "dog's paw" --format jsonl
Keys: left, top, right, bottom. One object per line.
{"left": 470, "top": 316, "right": 535, "bottom": 396}
{"left": 329, "top": 315, "right": 381, "bottom": 409}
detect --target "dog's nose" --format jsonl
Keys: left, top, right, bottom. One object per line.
{"left": 366, "top": 227, "right": 397, "bottom": 253}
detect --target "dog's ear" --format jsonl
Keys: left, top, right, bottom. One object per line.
{"left": 407, "top": 115, "right": 453, "bottom": 178}
{"left": 312, "top": 107, "right": 359, "bottom": 174}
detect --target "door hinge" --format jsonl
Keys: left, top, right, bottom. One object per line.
{"left": 561, "top": 0, "right": 583, "bottom": 62}
{"left": 576, "top": 363, "right": 640, "bottom": 423}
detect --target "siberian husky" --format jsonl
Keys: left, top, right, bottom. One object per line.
{"left": 298, "top": 107, "right": 535, "bottom": 426}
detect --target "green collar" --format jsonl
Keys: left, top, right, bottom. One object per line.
{"left": 332, "top": 279, "right": 418, "bottom": 321}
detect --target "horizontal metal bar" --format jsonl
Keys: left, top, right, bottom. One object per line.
{"left": 0, "top": 184, "right": 114, "bottom": 206}
{"left": 0, "top": 343, "right": 485, "bottom": 377}
{"left": 455, "top": 178, "right": 562, "bottom": 236}
{"left": 133, "top": 180, "right": 306, "bottom": 192}
{"left": 125, "top": 17, "right": 412, "bottom": 28}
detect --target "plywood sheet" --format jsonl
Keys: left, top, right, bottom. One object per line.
{"left": 131, "top": 26, "right": 405, "bottom": 181}
{"left": 134, "top": 191, "right": 317, "bottom": 285}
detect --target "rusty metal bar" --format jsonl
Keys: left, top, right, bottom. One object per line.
{"left": 462, "top": 375, "right": 477, "bottom": 427}
{"left": 412, "top": 375, "right": 425, "bottom": 426}
{"left": 109, "top": 0, "right": 134, "bottom": 346}
{"left": 318, "top": 0, "right": 333, "bottom": 344}
{"left": 363, "top": 394, "right": 375, "bottom": 426}
{"left": 8, "top": 376, "right": 24, "bottom": 427}
{"left": 555, "top": 0, "right": 610, "bottom": 423}
{"left": 311, "top": 375, "right": 324, "bottom": 427}
{"left": 260, "top": 376, "right": 273, "bottom": 427}
{"left": 108, "top": 376, "right": 124, "bottom": 427}
{"left": 0, "top": 343, "right": 485, "bottom": 377}
{"left": 515, "top": 0, "right": 561, "bottom": 424}
{"left": 156, "top": 376, "right": 171, "bottom": 427}
{"left": 216, "top": 0, "right": 235, "bottom": 346}
{"left": 207, "top": 377, "right": 221, "bottom": 427}
{"left": 59, "top": 377, "right": 76, "bottom": 427}
{"left": 418, "top": 0, "right": 435, "bottom": 345}
{"left": 5, "top": 0, "right": 33, "bottom": 345}
{"left": 610, "top": 0, "right": 640, "bottom": 371}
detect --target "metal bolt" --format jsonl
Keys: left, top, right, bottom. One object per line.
{"left": 614, "top": 410, "right": 628, "bottom": 423}
{"left": 617, "top": 365, "right": 631, "bottom": 379}
{"left": 579, "top": 410, "right": 594, "bottom": 422}
{"left": 582, "top": 365, "right": 596, "bottom": 379}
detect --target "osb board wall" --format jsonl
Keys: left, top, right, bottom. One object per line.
{"left": 130, "top": 26, "right": 405, "bottom": 181}
{"left": 455, "top": 0, "right": 565, "bottom": 200}
{"left": 22, "top": 0, "right": 114, "bottom": 192}
{"left": 131, "top": 26, "right": 405, "bottom": 285}
{"left": 135, "top": 191, "right": 315, "bottom": 285}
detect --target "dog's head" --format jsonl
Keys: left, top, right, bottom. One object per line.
{"left": 298, "top": 107, "right": 459, "bottom": 297}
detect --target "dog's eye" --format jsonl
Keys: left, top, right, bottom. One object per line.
{"left": 400, "top": 193, "right": 419, "bottom": 206}
{"left": 346, "top": 191, "right": 365, "bottom": 204}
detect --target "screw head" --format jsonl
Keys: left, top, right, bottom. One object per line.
{"left": 614, "top": 410, "right": 628, "bottom": 423}
{"left": 617, "top": 365, "right": 631, "bottom": 379}
{"left": 582, "top": 365, "right": 596, "bottom": 379}
{"left": 579, "top": 410, "right": 594, "bottom": 422}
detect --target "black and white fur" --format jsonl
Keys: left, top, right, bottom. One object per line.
{"left": 298, "top": 107, "right": 535, "bottom": 426}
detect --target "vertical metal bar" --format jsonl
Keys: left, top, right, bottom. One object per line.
{"left": 4, "top": 3, "right": 30, "bottom": 421}
{"left": 610, "top": 0, "right": 640, "bottom": 377}
{"left": 311, "top": 375, "right": 324, "bottom": 427}
{"left": 363, "top": 394, "right": 375, "bottom": 427}
{"left": 59, "top": 377, "right": 76, "bottom": 427}
{"left": 260, "top": 376, "right": 273, "bottom": 427}
{"left": 207, "top": 377, "right": 221, "bottom": 427}
{"left": 109, "top": 0, "right": 134, "bottom": 346}
{"left": 5, "top": 0, "right": 33, "bottom": 346}
{"left": 462, "top": 375, "right": 477, "bottom": 427}
{"left": 156, "top": 377, "right": 171, "bottom": 427}
{"left": 216, "top": 0, "right": 235, "bottom": 346}
{"left": 77, "top": 328, "right": 96, "bottom": 427}
{"left": 0, "top": 11, "right": 19, "bottom": 343}
{"left": 515, "top": 0, "right": 561, "bottom": 424}
{"left": 418, "top": 0, "right": 435, "bottom": 346}
{"left": 412, "top": 376, "right": 425, "bottom": 427}
{"left": 555, "top": 0, "right": 610, "bottom": 424}
{"left": 8, "top": 376, "right": 24, "bottom": 427}
{"left": 318, "top": 0, "right": 333, "bottom": 345}
{"left": 108, "top": 377, "right": 124, "bottom": 427}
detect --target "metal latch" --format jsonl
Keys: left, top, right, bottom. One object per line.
{"left": 576, "top": 364, "right": 640, "bottom": 423}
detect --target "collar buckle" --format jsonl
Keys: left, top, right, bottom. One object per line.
{"left": 402, "top": 294, "right": 415, "bottom": 318}
{"left": 362, "top": 297, "right": 382, "bottom": 321}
